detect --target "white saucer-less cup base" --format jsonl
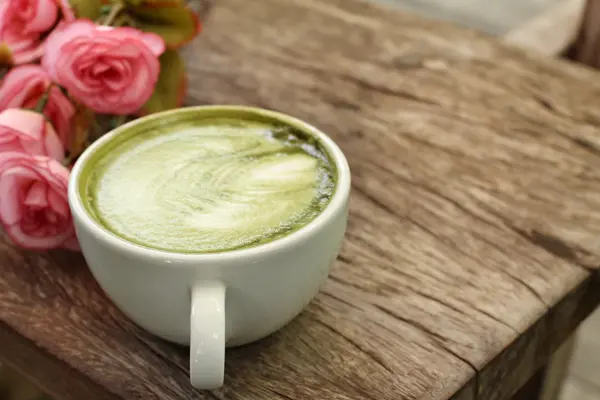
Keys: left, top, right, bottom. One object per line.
{"left": 190, "top": 282, "right": 226, "bottom": 389}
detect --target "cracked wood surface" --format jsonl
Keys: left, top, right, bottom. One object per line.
{"left": 2, "top": 0, "right": 600, "bottom": 399}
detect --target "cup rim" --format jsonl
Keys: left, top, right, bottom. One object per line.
{"left": 68, "top": 105, "right": 351, "bottom": 263}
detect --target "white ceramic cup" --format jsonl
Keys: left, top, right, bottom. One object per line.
{"left": 67, "top": 106, "right": 351, "bottom": 390}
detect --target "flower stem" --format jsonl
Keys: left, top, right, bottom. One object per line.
{"left": 102, "top": 2, "right": 125, "bottom": 26}
{"left": 110, "top": 114, "right": 128, "bottom": 129}
{"left": 62, "top": 153, "right": 75, "bottom": 167}
{"left": 113, "top": 13, "right": 136, "bottom": 27}
{"left": 34, "top": 84, "right": 54, "bottom": 113}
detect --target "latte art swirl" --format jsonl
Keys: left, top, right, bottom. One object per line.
{"left": 85, "top": 118, "right": 335, "bottom": 253}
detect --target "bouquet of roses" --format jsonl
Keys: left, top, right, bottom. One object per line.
{"left": 0, "top": 0, "right": 208, "bottom": 251}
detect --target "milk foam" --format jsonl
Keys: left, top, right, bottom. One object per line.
{"left": 85, "top": 119, "right": 335, "bottom": 253}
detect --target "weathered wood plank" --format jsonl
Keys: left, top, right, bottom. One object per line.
{"left": 476, "top": 274, "right": 599, "bottom": 400}
{"left": 0, "top": 321, "right": 118, "bottom": 400}
{"left": 512, "top": 367, "right": 546, "bottom": 400}
{"left": 2, "top": 0, "right": 600, "bottom": 399}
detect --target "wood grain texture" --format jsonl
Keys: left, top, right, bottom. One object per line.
{"left": 0, "top": 320, "right": 118, "bottom": 400}
{"left": 2, "top": 0, "right": 600, "bottom": 399}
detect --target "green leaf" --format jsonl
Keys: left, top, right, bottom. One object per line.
{"left": 128, "top": 4, "right": 200, "bottom": 48}
{"left": 140, "top": 49, "right": 186, "bottom": 115}
{"left": 69, "top": 0, "right": 104, "bottom": 19}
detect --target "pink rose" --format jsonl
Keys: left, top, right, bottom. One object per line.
{"left": 0, "top": 152, "right": 78, "bottom": 250}
{"left": 0, "top": 0, "right": 72, "bottom": 65}
{"left": 42, "top": 20, "right": 165, "bottom": 115}
{"left": 0, "top": 109, "right": 64, "bottom": 161}
{"left": 0, "top": 65, "right": 75, "bottom": 147}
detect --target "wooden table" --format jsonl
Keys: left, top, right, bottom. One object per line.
{"left": 2, "top": 0, "right": 600, "bottom": 399}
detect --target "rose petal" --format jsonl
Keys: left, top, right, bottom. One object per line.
{"left": 0, "top": 173, "right": 25, "bottom": 225}
{"left": 14, "top": 49, "right": 44, "bottom": 65}
{"left": 0, "top": 2, "right": 10, "bottom": 31}
{"left": 142, "top": 32, "right": 166, "bottom": 56}
{"left": 0, "top": 109, "right": 45, "bottom": 139}
{"left": 0, "top": 65, "right": 48, "bottom": 110}
{"left": 0, "top": 109, "right": 64, "bottom": 160}
{"left": 42, "top": 156, "right": 69, "bottom": 188}
{"left": 5, "top": 220, "right": 74, "bottom": 249}
{"left": 45, "top": 87, "right": 75, "bottom": 147}
{"left": 98, "top": 26, "right": 165, "bottom": 56}
{"left": 47, "top": 188, "right": 68, "bottom": 217}
{"left": 0, "top": 162, "right": 39, "bottom": 225}
{"left": 3, "top": 34, "right": 37, "bottom": 53}
{"left": 6, "top": 37, "right": 45, "bottom": 65}
{"left": 25, "top": 0, "right": 59, "bottom": 34}
{"left": 0, "top": 135, "right": 22, "bottom": 154}
{"left": 0, "top": 134, "right": 15, "bottom": 145}
{"left": 0, "top": 164, "right": 39, "bottom": 180}
{"left": 91, "top": 63, "right": 110, "bottom": 75}
{"left": 110, "top": 42, "right": 142, "bottom": 58}
{"left": 23, "top": 181, "right": 48, "bottom": 208}
{"left": 40, "top": 118, "right": 65, "bottom": 161}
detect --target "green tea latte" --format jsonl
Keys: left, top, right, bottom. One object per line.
{"left": 81, "top": 115, "right": 336, "bottom": 253}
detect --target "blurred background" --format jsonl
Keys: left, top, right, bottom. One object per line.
{"left": 378, "top": 0, "right": 565, "bottom": 34}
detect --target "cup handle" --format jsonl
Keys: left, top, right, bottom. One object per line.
{"left": 190, "top": 281, "right": 226, "bottom": 389}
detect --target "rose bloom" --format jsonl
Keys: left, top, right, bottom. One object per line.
{"left": 42, "top": 20, "right": 165, "bottom": 115}
{"left": 0, "top": 152, "right": 78, "bottom": 250}
{"left": 0, "top": 109, "right": 63, "bottom": 160}
{"left": 0, "top": 0, "right": 74, "bottom": 65}
{"left": 0, "top": 65, "right": 75, "bottom": 147}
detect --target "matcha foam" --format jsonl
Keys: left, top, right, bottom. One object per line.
{"left": 82, "top": 117, "right": 335, "bottom": 253}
